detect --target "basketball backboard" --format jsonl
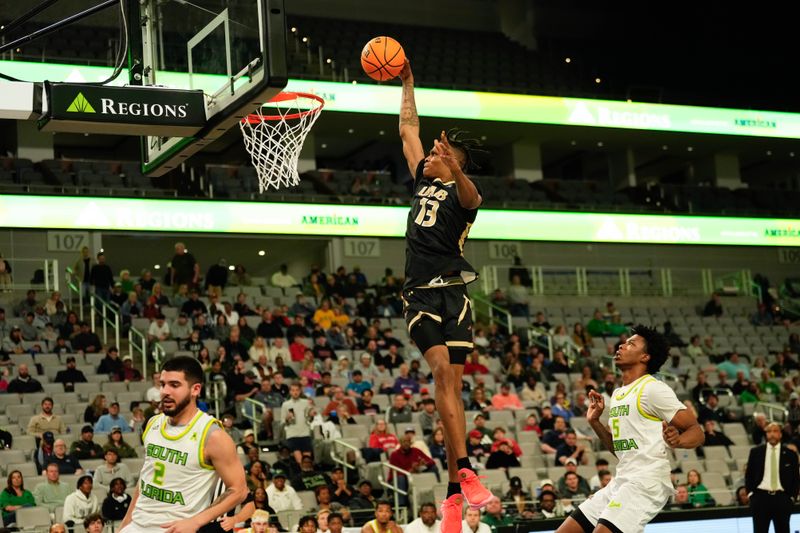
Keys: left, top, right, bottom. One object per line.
{"left": 134, "top": 0, "right": 288, "bottom": 176}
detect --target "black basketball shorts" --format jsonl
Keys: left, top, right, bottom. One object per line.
{"left": 402, "top": 284, "right": 474, "bottom": 361}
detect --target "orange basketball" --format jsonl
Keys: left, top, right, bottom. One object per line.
{"left": 361, "top": 36, "right": 405, "bottom": 81}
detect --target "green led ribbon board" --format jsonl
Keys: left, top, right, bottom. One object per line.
{"left": 0, "top": 194, "right": 798, "bottom": 245}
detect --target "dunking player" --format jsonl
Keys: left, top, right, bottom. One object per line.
{"left": 398, "top": 59, "right": 492, "bottom": 533}
{"left": 556, "top": 326, "right": 703, "bottom": 533}
{"left": 119, "top": 356, "right": 247, "bottom": 533}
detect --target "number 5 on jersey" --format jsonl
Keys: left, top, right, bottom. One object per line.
{"left": 611, "top": 418, "right": 620, "bottom": 439}
{"left": 415, "top": 198, "right": 439, "bottom": 227}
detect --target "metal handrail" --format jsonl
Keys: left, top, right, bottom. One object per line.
{"left": 330, "top": 438, "right": 360, "bottom": 473}
{"left": 90, "top": 293, "right": 120, "bottom": 349}
{"left": 206, "top": 380, "right": 226, "bottom": 418}
{"left": 0, "top": 257, "right": 59, "bottom": 292}
{"left": 528, "top": 325, "right": 554, "bottom": 359}
{"left": 153, "top": 342, "right": 166, "bottom": 372}
{"left": 241, "top": 397, "right": 266, "bottom": 438}
{"left": 471, "top": 292, "right": 513, "bottom": 332}
{"left": 378, "top": 462, "right": 411, "bottom": 523}
{"left": 64, "top": 266, "right": 84, "bottom": 320}
{"left": 754, "top": 402, "right": 789, "bottom": 423}
{"left": 129, "top": 325, "right": 148, "bottom": 377}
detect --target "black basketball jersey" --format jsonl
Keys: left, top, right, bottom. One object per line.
{"left": 404, "top": 160, "right": 480, "bottom": 289}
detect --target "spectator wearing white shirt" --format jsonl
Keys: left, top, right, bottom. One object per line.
{"left": 147, "top": 314, "right": 170, "bottom": 343}
{"left": 62, "top": 475, "right": 100, "bottom": 527}
{"left": 406, "top": 503, "right": 440, "bottom": 533}
{"left": 222, "top": 302, "right": 239, "bottom": 326}
{"left": 265, "top": 470, "right": 302, "bottom": 512}
{"left": 462, "top": 508, "right": 491, "bottom": 533}
{"left": 145, "top": 372, "right": 161, "bottom": 402}
{"left": 249, "top": 336, "right": 269, "bottom": 363}
{"left": 271, "top": 264, "right": 298, "bottom": 289}
{"left": 269, "top": 337, "right": 290, "bottom": 363}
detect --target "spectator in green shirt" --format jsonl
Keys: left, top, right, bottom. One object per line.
{"left": 32, "top": 463, "right": 72, "bottom": 512}
{"left": 686, "top": 469, "right": 715, "bottom": 507}
{"left": 757, "top": 370, "right": 781, "bottom": 396}
{"left": 586, "top": 310, "right": 627, "bottom": 337}
{"left": 480, "top": 496, "right": 514, "bottom": 531}
{"left": 740, "top": 382, "right": 762, "bottom": 404}
{"left": 0, "top": 470, "right": 36, "bottom": 525}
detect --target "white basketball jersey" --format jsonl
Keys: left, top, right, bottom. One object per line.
{"left": 607, "top": 374, "right": 685, "bottom": 482}
{"left": 132, "top": 410, "right": 221, "bottom": 528}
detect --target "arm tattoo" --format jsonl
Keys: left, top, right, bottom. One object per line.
{"left": 400, "top": 84, "right": 419, "bottom": 128}
{"left": 210, "top": 487, "right": 235, "bottom": 508}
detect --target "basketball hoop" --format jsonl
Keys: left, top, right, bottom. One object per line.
{"left": 239, "top": 92, "right": 324, "bottom": 192}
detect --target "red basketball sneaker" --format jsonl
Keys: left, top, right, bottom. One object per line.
{"left": 458, "top": 468, "right": 493, "bottom": 509}
{"left": 439, "top": 494, "right": 464, "bottom": 533}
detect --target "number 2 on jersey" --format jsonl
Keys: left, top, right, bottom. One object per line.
{"left": 611, "top": 418, "right": 620, "bottom": 438}
{"left": 414, "top": 198, "right": 439, "bottom": 227}
{"left": 153, "top": 461, "right": 166, "bottom": 485}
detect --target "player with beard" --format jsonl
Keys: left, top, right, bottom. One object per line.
{"left": 119, "top": 356, "right": 247, "bottom": 533}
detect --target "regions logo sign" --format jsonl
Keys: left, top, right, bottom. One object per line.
{"left": 595, "top": 218, "right": 701, "bottom": 243}
{"left": 65, "top": 92, "right": 188, "bottom": 118}
{"left": 568, "top": 102, "right": 671, "bottom": 130}
{"left": 66, "top": 92, "right": 96, "bottom": 113}
{"left": 44, "top": 82, "right": 206, "bottom": 130}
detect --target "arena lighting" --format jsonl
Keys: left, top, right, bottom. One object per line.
{"left": 565, "top": 57, "right": 571, "bottom": 63}
{"left": 258, "top": 250, "right": 266, "bottom": 256}
{"left": 5, "top": 60, "right": 800, "bottom": 138}
{"left": 1, "top": 194, "right": 799, "bottom": 246}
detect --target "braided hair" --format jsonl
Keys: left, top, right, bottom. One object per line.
{"left": 445, "top": 128, "right": 487, "bottom": 172}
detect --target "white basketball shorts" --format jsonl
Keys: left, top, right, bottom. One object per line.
{"left": 576, "top": 476, "right": 673, "bottom": 533}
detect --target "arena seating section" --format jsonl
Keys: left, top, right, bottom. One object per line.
{"left": 2, "top": 261, "right": 799, "bottom": 532}
{"left": 2, "top": 157, "right": 798, "bottom": 217}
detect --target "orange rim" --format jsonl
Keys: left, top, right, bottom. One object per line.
{"left": 243, "top": 91, "right": 325, "bottom": 123}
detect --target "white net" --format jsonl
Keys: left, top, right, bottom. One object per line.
{"left": 239, "top": 92, "right": 324, "bottom": 192}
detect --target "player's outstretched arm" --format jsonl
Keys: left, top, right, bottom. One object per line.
{"left": 398, "top": 59, "right": 424, "bottom": 176}
{"left": 162, "top": 428, "right": 248, "bottom": 533}
{"left": 586, "top": 390, "right": 615, "bottom": 456}
{"left": 435, "top": 132, "right": 482, "bottom": 209}
{"left": 662, "top": 410, "right": 704, "bottom": 449}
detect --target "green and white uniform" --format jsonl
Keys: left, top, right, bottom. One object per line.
{"left": 578, "top": 374, "right": 685, "bottom": 533}
{"left": 123, "top": 410, "right": 221, "bottom": 532}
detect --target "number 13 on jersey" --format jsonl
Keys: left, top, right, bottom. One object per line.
{"left": 414, "top": 198, "right": 439, "bottom": 227}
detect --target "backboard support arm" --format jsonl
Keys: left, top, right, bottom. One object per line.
{"left": 0, "top": 0, "right": 120, "bottom": 54}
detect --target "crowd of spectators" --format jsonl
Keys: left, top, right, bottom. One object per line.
{"left": 2, "top": 247, "right": 800, "bottom": 530}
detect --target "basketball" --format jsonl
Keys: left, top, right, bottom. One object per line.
{"left": 361, "top": 36, "right": 405, "bottom": 81}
